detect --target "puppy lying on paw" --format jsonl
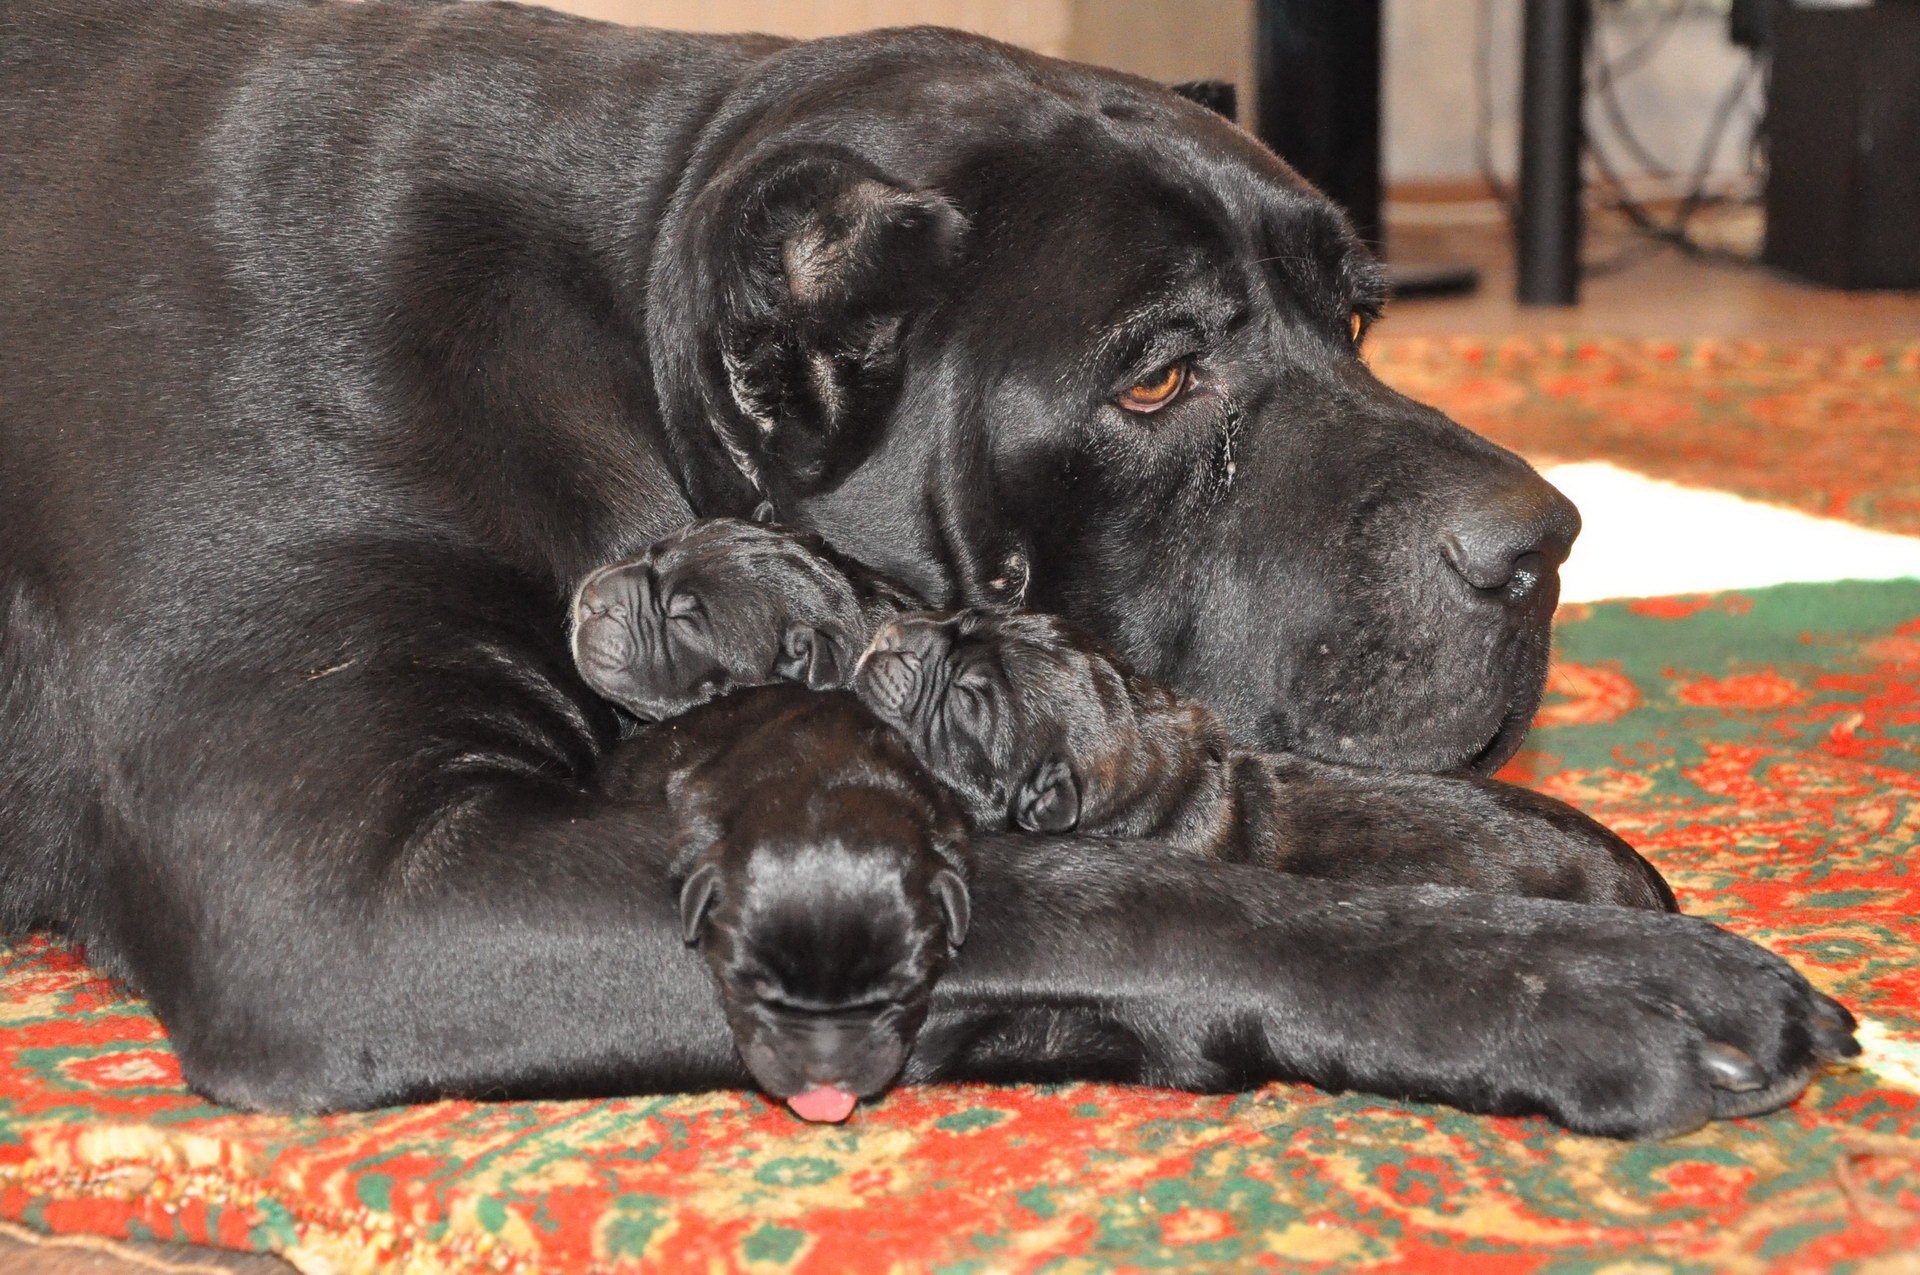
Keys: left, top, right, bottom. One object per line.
{"left": 570, "top": 519, "right": 1673, "bottom": 913}
{"left": 853, "top": 609, "right": 1678, "bottom": 912}
{"left": 632, "top": 685, "right": 970, "bottom": 1121}
{"left": 572, "top": 517, "right": 917, "bottom": 720}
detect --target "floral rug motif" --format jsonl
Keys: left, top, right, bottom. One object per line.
{"left": 3, "top": 578, "right": 1919, "bottom": 1273}
{"left": 1369, "top": 337, "right": 1920, "bottom": 537}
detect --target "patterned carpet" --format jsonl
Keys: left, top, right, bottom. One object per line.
{"left": 2, "top": 343, "right": 1917, "bottom": 1272}
{"left": 1370, "top": 337, "right": 1920, "bottom": 537}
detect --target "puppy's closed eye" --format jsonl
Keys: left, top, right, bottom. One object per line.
{"left": 949, "top": 679, "right": 992, "bottom": 727}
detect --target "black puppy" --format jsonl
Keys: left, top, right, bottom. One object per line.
{"left": 855, "top": 610, "right": 1677, "bottom": 911}
{"left": 630, "top": 684, "right": 970, "bottom": 1122}
{"left": 572, "top": 519, "right": 917, "bottom": 721}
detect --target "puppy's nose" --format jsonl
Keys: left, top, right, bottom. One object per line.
{"left": 1440, "top": 474, "right": 1580, "bottom": 603}
{"left": 857, "top": 647, "right": 921, "bottom": 718}
{"left": 573, "top": 563, "right": 659, "bottom": 677}
{"left": 859, "top": 620, "right": 942, "bottom": 670}
{"left": 576, "top": 574, "right": 612, "bottom": 621}
{"left": 575, "top": 563, "right": 652, "bottom": 624}
{"left": 855, "top": 620, "right": 950, "bottom": 718}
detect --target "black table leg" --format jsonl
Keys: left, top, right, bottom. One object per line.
{"left": 1255, "top": 0, "right": 1384, "bottom": 249}
{"left": 1516, "top": 0, "right": 1587, "bottom": 305}
{"left": 1253, "top": 0, "right": 1480, "bottom": 300}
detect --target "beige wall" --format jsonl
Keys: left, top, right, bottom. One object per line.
{"left": 536, "top": 0, "right": 1253, "bottom": 106}
{"left": 1385, "top": 0, "right": 1761, "bottom": 184}
{"left": 544, "top": 1, "right": 1070, "bottom": 51}
{"left": 1061, "top": 0, "right": 1253, "bottom": 103}
{"left": 532, "top": 0, "right": 1754, "bottom": 187}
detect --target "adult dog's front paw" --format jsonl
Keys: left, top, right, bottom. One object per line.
{"left": 1481, "top": 906, "right": 1860, "bottom": 1138}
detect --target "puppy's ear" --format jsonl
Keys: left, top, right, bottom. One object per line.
{"left": 678, "top": 863, "right": 721, "bottom": 945}
{"left": 773, "top": 624, "right": 843, "bottom": 691}
{"left": 1013, "top": 758, "right": 1081, "bottom": 834}
{"left": 707, "top": 147, "right": 966, "bottom": 495}
{"left": 931, "top": 868, "right": 971, "bottom": 948}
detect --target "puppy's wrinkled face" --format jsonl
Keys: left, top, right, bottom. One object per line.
{"left": 854, "top": 610, "right": 1139, "bottom": 834}
{"left": 571, "top": 518, "right": 870, "bottom": 719}
{"left": 679, "top": 805, "right": 969, "bottom": 1121}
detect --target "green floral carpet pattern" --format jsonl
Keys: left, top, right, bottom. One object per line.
{"left": 2, "top": 580, "right": 1917, "bottom": 1272}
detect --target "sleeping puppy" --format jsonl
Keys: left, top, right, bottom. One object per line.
{"left": 853, "top": 610, "right": 1678, "bottom": 912}
{"left": 571, "top": 518, "right": 917, "bottom": 721}
{"left": 638, "top": 684, "right": 971, "bottom": 1121}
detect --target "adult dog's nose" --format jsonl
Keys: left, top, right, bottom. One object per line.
{"left": 1441, "top": 475, "right": 1581, "bottom": 603}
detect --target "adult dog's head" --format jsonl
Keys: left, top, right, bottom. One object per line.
{"left": 648, "top": 28, "right": 1578, "bottom": 773}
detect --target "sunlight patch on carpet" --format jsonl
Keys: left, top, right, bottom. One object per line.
{"left": 1545, "top": 461, "right": 1920, "bottom": 603}
{"left": 1857, "top": 1020, "right": 1920, "bottom": 1095}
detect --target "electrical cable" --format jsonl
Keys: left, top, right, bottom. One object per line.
{"left": 1589, "top": 0, "right": 1687, "bottom": 177}
{"left": 1586, "top": 49, "right": 1762, "bottom": 264}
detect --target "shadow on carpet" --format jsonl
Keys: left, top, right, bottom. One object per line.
{"left": 2, "top": 579, "right": 1918, "bottom": 1273}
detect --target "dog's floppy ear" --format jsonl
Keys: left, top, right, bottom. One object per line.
{"left": 931, "top": 868, "right": 971, "bottom": 948}
{"left": 708, "top": 147, "right": 966, "bottom": 495}
{"left": 678, "top": 863, "right": 722, "bottom": 945}
{"left": 772, "top": 623, "right": 843, "bottom": 691}
{"left": 1013, "top": 757, "right": 1081, "bottom": 834}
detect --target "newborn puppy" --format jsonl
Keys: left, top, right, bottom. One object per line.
{"left": 854, "top": 610, "right": 1677, "bottom": 912}
{"left": 571, "top": 518, "right": 916, "bottom": 720}
{"left": 647, "top": 684, "right": 971, "bottom": 1121}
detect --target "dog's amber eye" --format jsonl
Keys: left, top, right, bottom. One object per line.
{"left": 1117, "top": 362, "right": 1187, "bottom": 413}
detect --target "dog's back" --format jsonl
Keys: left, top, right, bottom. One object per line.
{"left": 0, "top": 0, "right": 773, "bottom": 943}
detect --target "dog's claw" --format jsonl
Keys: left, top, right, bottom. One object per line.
{"left": 1701, "top": 1041, "right": 1765, "bottom": 1092}
{"left": 1811, "top": 994, "right": 1862, "bottom": 1061}
{"left": 1710, "top": 1063, "right": 1817, "bottom": 1121}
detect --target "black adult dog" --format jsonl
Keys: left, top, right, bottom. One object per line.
{"left": 0, "top": 0, "right": 1854, "bottom": 1137}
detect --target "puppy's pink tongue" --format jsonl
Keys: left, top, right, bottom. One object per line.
{"left": 786, "top": 1086, "right": 858, "bottom": 1123}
